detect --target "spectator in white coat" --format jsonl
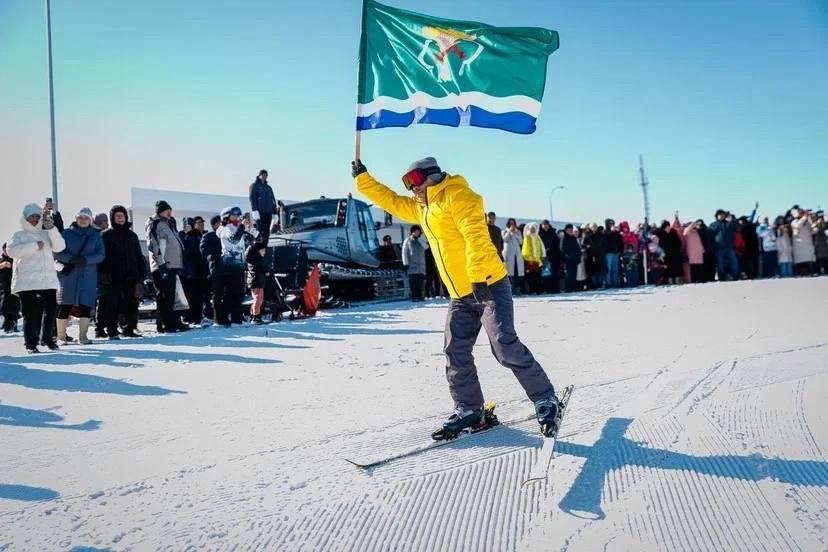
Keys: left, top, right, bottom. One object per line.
{"left": 790, "top": 209, "right": 815, "bottom": 276}
{"left": 214, "top": 206, "right": 250, "bottom": 325}
{"left": 501, "top": 218, "right": 525, "bottom": 294}
{"left": 6, "top": 203, "right": 66, "bottom": 353}
{"left": 777, "top": 224, "right": 793, "bottom": 278}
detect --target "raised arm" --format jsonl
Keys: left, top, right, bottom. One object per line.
{"left": 354, "top": 171, "right": 420, "bottom": 224}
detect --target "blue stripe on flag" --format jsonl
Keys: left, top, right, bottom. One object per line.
{"left": 357, "top": 106, "right": 538, "bottom": 134}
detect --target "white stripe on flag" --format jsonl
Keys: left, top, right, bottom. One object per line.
{"left": 357, "top": 92, "right": 542, "bottom": 118}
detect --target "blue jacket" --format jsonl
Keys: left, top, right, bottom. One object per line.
{"left": 708, "top": 219, "right": 738, "bottom": 251}
{"left": 55, "top": 224, "right": 105, "bottom": 308}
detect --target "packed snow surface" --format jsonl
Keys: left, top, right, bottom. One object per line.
{"left": 1, "top": 278, "right": 827, "bottom": 551}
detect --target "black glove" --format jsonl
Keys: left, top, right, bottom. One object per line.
{"left": 157, "top": 264, "right": 170, "bottom": 279}
{"left": 351, "top": 159, "right": 367, "bottom": 178}
{"left": 471, "top": 282, "right": 493, "bottom": 303}
{"left": 71, "top": 255, "right": 87, "bottom": 266}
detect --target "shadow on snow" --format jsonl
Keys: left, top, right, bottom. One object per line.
{"left": 0, "top": 403, "right": 101, "bottom": 431}
{"left": 417, "top": 417, "right": 828, "bottom": 521}
{"left": 0, "top": 483, "right": 59, "bottom": 501}
{"left": 557, "top": 418, "right": 828, "bottom": 520}
{"left": 0, "top": 361, "right": 184, "bottom": 396}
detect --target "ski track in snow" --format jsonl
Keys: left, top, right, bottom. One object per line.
{"left": 1, "top": 278, "right": 827, "bottom": 550}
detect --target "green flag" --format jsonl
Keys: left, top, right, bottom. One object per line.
{"left": 357, "top": 0, "right": 559, "bottom": 134}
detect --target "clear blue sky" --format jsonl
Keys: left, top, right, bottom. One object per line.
{"left": 1, "top": 0, "right": 826, "bottom": 240}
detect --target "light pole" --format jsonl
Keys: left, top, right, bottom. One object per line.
{"left": 548, "top": 186, "right": 565, "bottom": 223}
{"left": 46, "top": 0, "right": 59, "bottom": 209}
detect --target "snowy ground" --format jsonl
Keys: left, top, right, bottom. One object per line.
{"left": 1, "top": 278, "right": 827, "bottom": 551}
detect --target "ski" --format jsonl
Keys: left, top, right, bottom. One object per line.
{"left": 344, "top": 402, "right": 538, "bottom": 471}
{"left": 522, "top": 384, "right": 575, "bottom": 486}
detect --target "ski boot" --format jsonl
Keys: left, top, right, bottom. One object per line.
{"left": 431, "top": 402, "right": 499, "bottom": 441}
{"left": 535, "top": 394, "right": 563, "bottom": 437}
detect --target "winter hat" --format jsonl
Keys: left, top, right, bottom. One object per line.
{"left": 93, "top": 212, "right": 108, "bottom": 227}
{"left": 155, "top": 200, "right": 172, "bottom": 215}
{"left": 109, "top": 205, "right": 128, "bottom": 224}
{"left": 407, "top": 157, "right": 440, "bottom": 174}
{"left": 210, "top": 215, "right": 222, "bottom": 227}
{"left": 22, "top": 203, "right": 42, "bottom": 219}
{"left": 220, "top": 206, "right": 233, "bottom": 219}
{"left": 76, "top": 207, "right": 94, "bottom": 220}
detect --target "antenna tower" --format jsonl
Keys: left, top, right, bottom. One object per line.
{"left": 639, "top": 155, "right": 650, "bottom": 226}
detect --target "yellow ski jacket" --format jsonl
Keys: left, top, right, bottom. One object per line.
{"left": 355, "top": 171, "right": 507, "bottom": 299}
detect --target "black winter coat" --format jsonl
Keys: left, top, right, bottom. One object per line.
{"left": 245, "top": 245, "right": 269, "bottom": 289}
{"left": 586, "top": 232, "right": 607, "bottom": 273}
{"left": 741, "top": 221, "right": 759, "bottom": 259}
{"left": 655, "top": 228, "right": 683, "bottom": 278}
{"left": 605, "top": 230, "right": 624, "bottom": 255}
{"left": 538, "top": 226, "right": 561, "bottom": 264}
{"left": 100, "top": 223, "right": 147, "bottom": 284}
{"left": 0, "top": 253, "right": 18, "bottom": 316}
{"left": 561, "top": 234, "right": 582, "bottom": 264}
{"left": 488, "top": 224, "right": 504, "bottom": 260}
{"left": 200, "top": 231, "right": 223, "bottom": 276}
{"left": 249, "top": 180, "right": 277, "bottom": 215}
{"left": 183, "top": 230, "right": 209, "bottom": 280}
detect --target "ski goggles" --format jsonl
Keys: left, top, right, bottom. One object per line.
{"left": 401, "top": 166, "right": 442, "bottom": 191}
{"left": 402, "top": 168, "right": 429, "bottom": 191}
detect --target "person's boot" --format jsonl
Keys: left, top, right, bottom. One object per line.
{"left": 431, "top": 406, "right": 485, "bottom": 440}
{"left": 78, "top": 317, "right": 91, "bottom": 345}
{"left": 535, "top": 394, "right": 562, "bottom": 437}
{"left": 122, "top": 328, "right": 142, "bottom": 338}
{"left": 56, "top": 318, "right": 69, "bottom": 344}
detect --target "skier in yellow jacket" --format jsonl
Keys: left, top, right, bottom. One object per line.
{"left": 352, "top": 157, "right": 561, "bottom": 438}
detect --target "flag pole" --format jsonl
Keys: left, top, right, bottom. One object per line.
{"left": 355, "top": 0, "right": 368, "bottom": 162}
{"left": 46, "top": 0, "right": 59, "bottom": 209}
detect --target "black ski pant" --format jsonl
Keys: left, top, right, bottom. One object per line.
{"left": 18, "top": 289, "right": 57, "bottom": 349}
{"left": 564, "top": 261, "right": 580, "bottom": 292}
{"left": 409, "top": 273, "right": 425, "bottom": 301}
{"left": 257, "top": 213, "right": 273, "bottom": 244}
{"left": 182, "top": 277, "right": 209, "bottom": 323}
{"left": 100, "top": 279, "right": 138, "bottom": 336}
{"left": 202, "top": 277, "right": 214, "bottom": 320}
{"left": 444, "top": 277, "right": 555, "bottom": 411}
{"left": 153, "top": 268, "right": 179, "bottom": 331}
{"left": 1, "top": 285, "right": 21, "bottom": 330}
{"left": 212, "top": 270, "right": 245, "bottom": 325}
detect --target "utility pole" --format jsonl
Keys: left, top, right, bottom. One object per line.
{"left": 46, "top": 0, "right": 59, "bottom": 208}
{"left": 548, "top": 185, "right": 565, "bottom": 224}
{"left": 639, "top": 155, "right": 650, "bottom": 284}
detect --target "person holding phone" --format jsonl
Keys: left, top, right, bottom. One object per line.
{"left": 6, "top": 203, "right": 66, "bottom": 353}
